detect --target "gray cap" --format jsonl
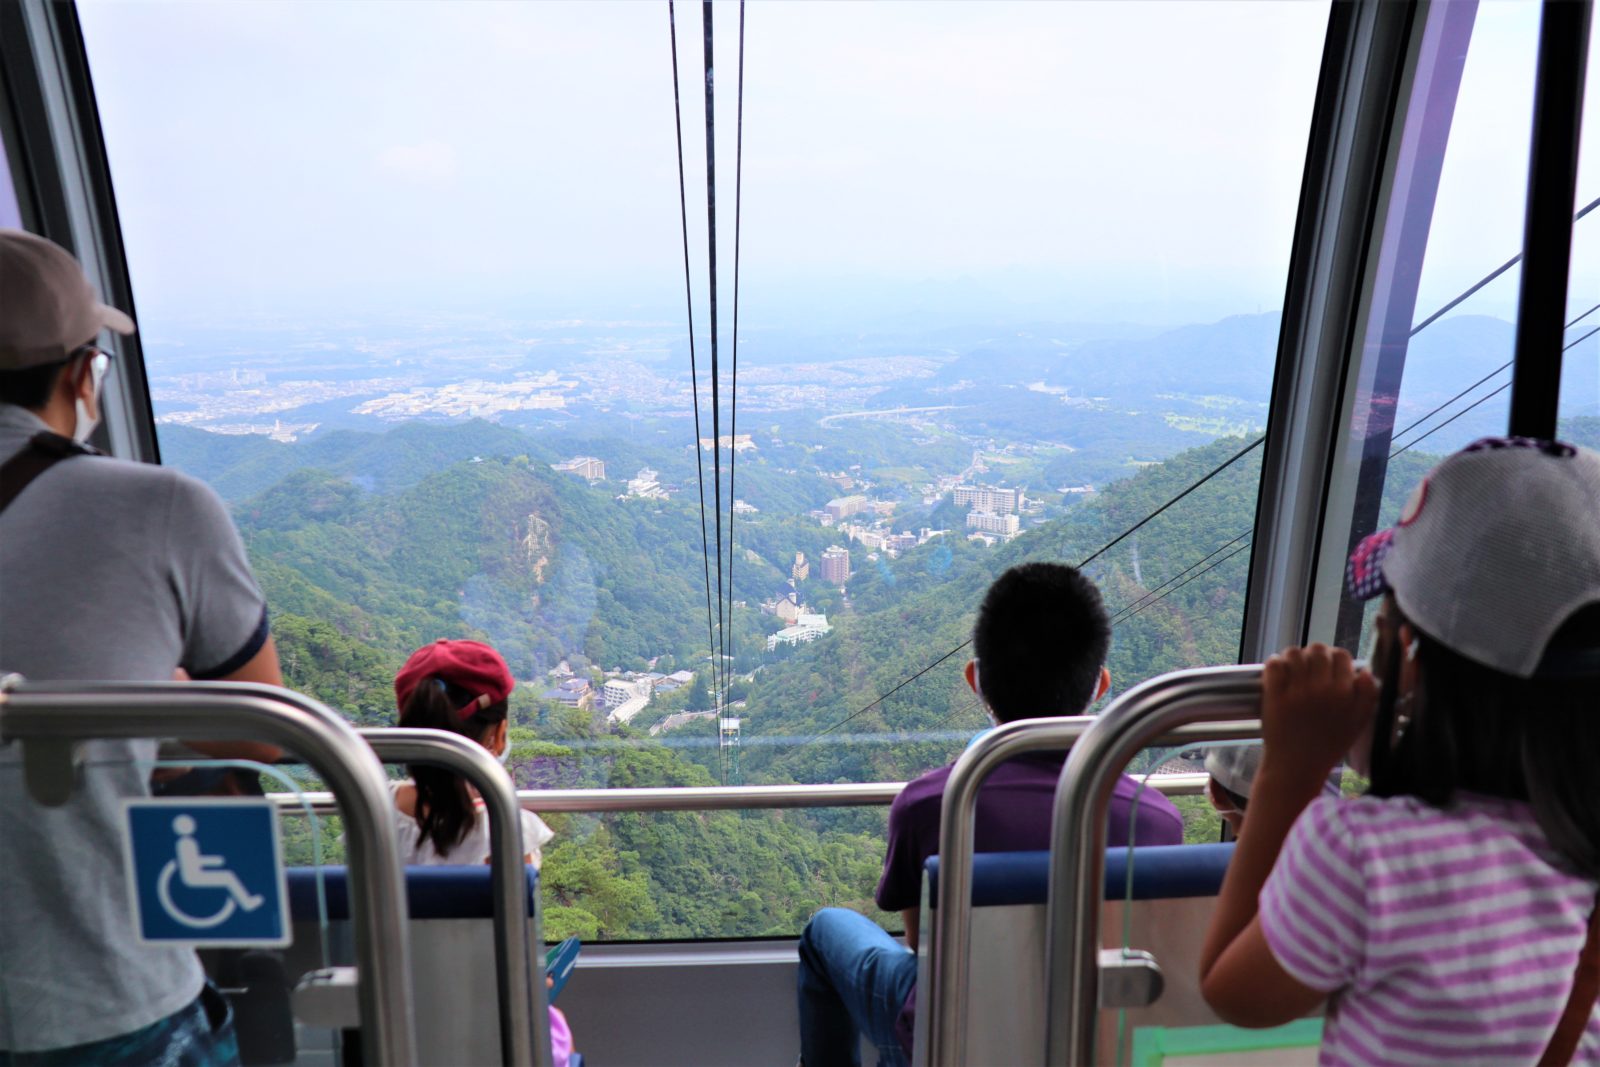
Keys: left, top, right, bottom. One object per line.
{"left": 1205, "top": 744, "right": 1261, "bottom": 799}
{"left": 1346, "top": 437, "right": 1600, "bottom": 678}
{"left": 0, "top": 229, "right": 134, "bottom": 370}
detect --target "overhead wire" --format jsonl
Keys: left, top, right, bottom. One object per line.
{"left": 700, "top": 1, "right": 728, "bottom": 764}
{"left": 776, "top": 145, "right": 1600, "bottom": 754}
{"left": 666, "top": 0, "right": 722, "bottom": 740}
{"left": 796, "top": 433, "right": 1268, "bottom": 746}
{"left": 725, "top": 1, "right": 746, "bottom": 758}
{"left": 1114, "top": 317, "right": 1600, "bottom": 628}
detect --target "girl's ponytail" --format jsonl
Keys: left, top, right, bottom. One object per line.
{"left": 399, "top": 678, "right": 478, "bottom": 854}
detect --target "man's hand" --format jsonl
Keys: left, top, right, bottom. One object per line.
{"left": 1259, "top": 643, "right": 1377, "bottom": 790}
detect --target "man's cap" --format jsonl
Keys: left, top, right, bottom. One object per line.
{"left": 395, "top": 639, "right": 515, "bottom": 718}
{"left": 1345, "top": 437, "right": 1600, "bottom": 678}
{"left": 0, "top": 229, "right": 135, "bottom": 370}
{"left": 1205, "top": 744, "right": 1261, "bottom": 799}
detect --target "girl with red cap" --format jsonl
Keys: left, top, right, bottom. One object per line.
{"left": 387, "top": 640, "right": 572, "bottom": 1066}
{"left": 389, "top": 639, "right": 555, "bottom": 866}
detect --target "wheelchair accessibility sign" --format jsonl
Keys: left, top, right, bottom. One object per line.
{"left": 122, "top": 798, "right": 290, "bottom": 947}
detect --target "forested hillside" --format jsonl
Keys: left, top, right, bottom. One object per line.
{"left": 169, "top": 417, "right": 1474, "bottom": 938}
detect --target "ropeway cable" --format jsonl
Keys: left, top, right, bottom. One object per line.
{"left": 786, "top": 190, "right": 1600, "bottom": 749}
{"left": 795, "top": 436, "right": 1270, "bottom": 746}
{"left": 701, "top": 0, "right": 728, "bottom": 750}
{"left": 725, "top": 1, "right": 746, "bottom": 748}
{"left": 1387, "top": 304, "right": 1599, "bottom": 453}
{"left": 1114, "top": 320, "right": 1600, "bottom": 628}
{"left": 1109, "top": 531, "right": 1253, "bottom": 626}
{"left": 667, "top": 0, "right": 723, "bottom": 738}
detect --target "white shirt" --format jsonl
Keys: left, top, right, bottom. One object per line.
{"left": 389, "top": 782, "right": 555, "bottom": 868}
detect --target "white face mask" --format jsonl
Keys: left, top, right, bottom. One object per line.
{"left": 72, "top": 352, "right": 110, "bottom": 444}
{"left": 496, "top": 745, "right": 511, "bottom": 766}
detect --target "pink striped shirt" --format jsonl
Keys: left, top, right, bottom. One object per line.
{"left": 1259, "top": 793, "right": 1600, "bottom": 1066}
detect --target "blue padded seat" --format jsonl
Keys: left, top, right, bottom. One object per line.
{"left": 285, "top": 865, "right": 538, "bottom": 922}
{"left": 923, "top": 843, "right": 1234, "bottom": 909}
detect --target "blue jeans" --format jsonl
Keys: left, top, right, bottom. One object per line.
{"left": 0, "top": 983, "right": 239, "bottom": 1067}
{"left": 798, "top": 907, "right": 919, "bottom": 1067}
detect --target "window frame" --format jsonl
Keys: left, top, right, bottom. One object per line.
{"left": 0, "top": 0, "right": 159, "bottom": 464}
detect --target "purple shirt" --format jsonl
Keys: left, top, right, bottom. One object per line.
{"left": 878, "top": 752, "right": 1186, "bottom": 1052}
{"left": 876, "top": 752, "right": 1185, "bottom": 911}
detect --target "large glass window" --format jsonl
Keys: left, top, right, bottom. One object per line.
{"left": 1322, "top": 4, "right": 1600, "bottom": 655}
{"left": 81, "top": 0, "right": 1326, "bottom": 938}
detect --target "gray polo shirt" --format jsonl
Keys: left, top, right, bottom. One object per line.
{"left": 0, "top": 403, "right": 269, "bottom": 1051}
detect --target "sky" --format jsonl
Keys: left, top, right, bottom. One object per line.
{"left": 64, "top": 1, "right": 1600, "bottom": 332}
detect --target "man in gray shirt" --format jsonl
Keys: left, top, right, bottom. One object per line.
{"left": 0, "top": 229, "right": 283, "bottom": 1065}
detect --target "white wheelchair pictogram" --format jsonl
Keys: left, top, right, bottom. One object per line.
{"left": 156, "top": 814, "right": 265, "bottom": 929}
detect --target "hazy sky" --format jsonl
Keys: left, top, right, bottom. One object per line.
{"left": 67, "top": 1, "right": 1600, "bottom": 330}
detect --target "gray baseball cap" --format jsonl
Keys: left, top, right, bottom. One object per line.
{"left": 1346, "top": 437, "right": 1600, "bottom": 679}
{"left": 1205, "top": 744, "right": 1262, "bottom": 799}
{"left": 0, "top": 229, "right": 134, "bottom": 370}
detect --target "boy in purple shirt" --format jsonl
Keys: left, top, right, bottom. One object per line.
{"left": 797, "top": 562, "right": 1185, "bottom": 1066}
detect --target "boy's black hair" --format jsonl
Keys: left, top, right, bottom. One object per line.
{"left": 0, "top": 359, "right": 69, "bottom": 409}
{"left": 972, "top": 561, "right": 1110, "bottom": 722}
{"left": 1369, "top": 599, "right": 1600, "bottom": 880}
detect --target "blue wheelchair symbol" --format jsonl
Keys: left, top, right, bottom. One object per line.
{"left": 123, "top": 799, "right": 289, "bottom": 947}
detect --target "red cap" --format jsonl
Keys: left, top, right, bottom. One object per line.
{"left": 394, "top": 639, "right": 515, "bottom": 719}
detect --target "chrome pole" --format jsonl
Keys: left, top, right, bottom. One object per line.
{"left": 361, "top": 729, "right": 543, "bottom": 1067}
{"left": 0, "top": 680, "right": 418, "bottom": 1066}
{"left": 928, "top": 716, "right": 1094, "bottom": 1067}
{"left": 1044, "top": 666, "right": 1261, "bottom": 1066}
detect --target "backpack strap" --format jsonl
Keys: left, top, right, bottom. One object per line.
{"left": 1540, "top": 890, "right": 1600, "bottom": 1066}
{"left": 0, "top": 431, "right": 95, "bottom": 517}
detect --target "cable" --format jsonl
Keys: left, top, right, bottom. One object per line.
{"left": 1114, "top": 318, "right": 1600, "bottom": 628}
{"left": 1389, "top": 382, "right": 1513, "bottom": 460}
{"left": 700, "top": 1, "right": 727, "bottom": 759}
{"left": 1406, "top": 195, "right": 1600, "bottom": 338}
{"left": 725, "top": 1, "right": 746, "bottom": 744}
{"left": 1387, "top": 303, "right": 1600, "bottom": 453}
{"left": 1391, "top": 323, "right": 1599, "bottom": 458}
{"left": 1077, "top": 435, "right": 1264, "bottom": 570}
{"left": 803, "top": 640, "right": 973, "bottom": 743}
{"left": 667, "top": 1, "right": 722, "bottom": 744}
{"left": 1109, "top": 531, "right": 1252, "bottom": 626}
{"left": 1114, "top": 539, "right": 1255, "bottom": 627}
{"left": 785, "top": 201, "right": 1600, "bottom": 746}
{"left": 927, "top": 698, "right": 986, "bottom": 735}
{"left": 798, "top": 434, "right": 1266, "bottom": 746}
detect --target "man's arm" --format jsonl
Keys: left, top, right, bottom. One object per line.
{"left": 182, "top": 634, "right": 284, "bottom": 764}
{"left": 901, "top": 908, "right": 920, "bottom": 953}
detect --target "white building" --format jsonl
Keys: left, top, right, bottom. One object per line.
{"left": 954, "top": 485, "right": 1022, "bottom": 514}
{"left": 552, "top": 456, "right": 606, "bottom": 482}
{"left": 608, "top": 695, "right": 651, "bottom": 724}
{"left": 767, "top": 612, "right": 833, "bottom": 651}
{"left": 966, "top": 510, "right": 1021, "bottom": 539}
{"left": 627, "top": 467, "right": 667, "bottom": 499}
{"left": 603, "top": 678, "right": 651, "bottom": 709}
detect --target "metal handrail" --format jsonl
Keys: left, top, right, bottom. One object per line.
{"left": 360, "top": 729, "right": 545, "bottom": 1067}
{"left": 1045, "top": 665, "right": 1262, "bottom": 1066}
{"left": 928, "top": 716, "right": 1092, "bottom": 1067}
{"left": 0, "top": 679, "right": 418, "bottom": 1066}
{"left": 927, "top": 718, "right": 1257, "bottom": 1066}
{"left": 267, "top": 774, "right": 1212, "bottom": 820}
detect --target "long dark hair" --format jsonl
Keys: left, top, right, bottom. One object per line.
{"left": 398, "top": 677, "right": 508, "bottom": 855}
{"left": 1368, "top": 600, "right": 1600, "bottom": 879}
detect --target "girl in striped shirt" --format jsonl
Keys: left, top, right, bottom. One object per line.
{"left": 1200, "top": 438, "right": 1600, "bottom": 1065}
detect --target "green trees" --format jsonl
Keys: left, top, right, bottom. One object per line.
{"left": 180, "top": 417, "right": 1451, "bottom": 941}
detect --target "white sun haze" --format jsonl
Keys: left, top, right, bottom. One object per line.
{"left": 75, "top": 0, "right": 1584, "bottom": 328}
